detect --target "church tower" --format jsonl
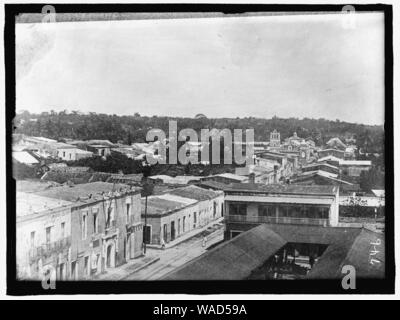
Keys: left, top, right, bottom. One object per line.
{"left": 270, "top": 129, "right": 281, "bottom": 148}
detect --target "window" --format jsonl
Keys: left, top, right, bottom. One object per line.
{"left": 30, "top": 231, "right": 35, "bottom": 248}
{"left": 213, "top": 202, "right": 217, "bottom": 218}
{"left": 126, "top": 203, "right": 131, "bottom": 223}
{"left": 143, "top": 225, "right": 151, "bottom": 244}
{"left": 258, "top": 205, "right": 274, "bottom": 217}
{"left": 183, "top": 216, "right": 186, "bottom": 233}
{"left": 84, "top": 256, "right": 89, "bottom": 276}
{"left": 71, "top": 261, "right": 77, "bottom": 280}
{"left": 61, "top": 222, "right": 65, "bottom": 238}
{"left": 63, "top": 151, "right": 66, "bottom": 157}
{"left": 300, "top": 206, "right": 310, "bottom": 218}
{"left": 178, "top": 219, "right": 181, "bottom": 235}
{"left": 45, "top": 226, "right": 52, "bottom": 244}
{"left": 106, "top": 202, "right": 115, "bottom": 228}
{"left": 193, "top": 212, "right": 197, "bottom": 228}
{"left": 69, "top": 153, "right": 72, "bottom": 160}
{"left": 82, "top": 213, "right": 87, "bottom": 239}
{"left": 318, "top": 207, "right": 329, "bottom": 219}
{"left": 229, "top": 203, "right": 247, "bottom": 216}
{"left": 93, "top": 213, "right": 98, "bottom": 234}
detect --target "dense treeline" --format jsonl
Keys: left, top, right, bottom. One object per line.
{"left": 14, "top": 110, "right": 385, "bottom": 153}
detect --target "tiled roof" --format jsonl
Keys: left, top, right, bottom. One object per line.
{"left": 141, "top": 196, "right": 194, "bottom": 216}
{"left": 223, "top": 183, "right": 338, "bottom": 195}
{"left": 165, "top": 185, "right": 222, "bottom": 201}
{"left": 34, "top": 181, "right": 138, "bottom": 202}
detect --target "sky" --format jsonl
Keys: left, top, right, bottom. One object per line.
{"left": 16, "top": 13, "right": 385, "bottom": 125}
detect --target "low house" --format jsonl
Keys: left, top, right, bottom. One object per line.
{"left": 326, "top": 137, "right": 347, "bottom": 150}
{"left": 318, "top": 148, "right": 345, "bottom": 160}
{"left": 142, "top": 186, "right": 224, "bottom": 246}
{"left": 57, "top": 146, "right": 93, "bottom": 161}
{"left": 201, "top": 173, "right": 249, "bottom": 184}
{"left": 339, "top": 160, "right": 372, "bottom": 177}
{"left": 301, "top": 163, "right": 340, "bottom": 175}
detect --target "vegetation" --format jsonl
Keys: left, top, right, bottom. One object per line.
{"left": 14, "top": 111, "right": 384, "bottom": 153}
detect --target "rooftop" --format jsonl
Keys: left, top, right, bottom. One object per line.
{"left": 165, "top": 185, "right": 223, "bottom": 201}
{"left": 12, "top": 151, "right": 39, "bottom": 165}
{"left": 209, "top": 173, "right": 248, "bottom": 182}
{"left": 164, "top": 224, "right": 384, "bottom": 280}
{"left": 141, "top": 195, "right": 196, "bottom": 216}
{"left": 223, "top": 183, "right": 338, "bottom": 196}
{"left": 339, "top": 160, "right": 372, "bottom": 166}
{"left": 33, "top": 181, "right": 139, "bottom": 203}
{"left": 302, "top": 163, "right": 339, "bottom": 170}
{"left": 17, "top": 192, "right": 72, "bottom": 219}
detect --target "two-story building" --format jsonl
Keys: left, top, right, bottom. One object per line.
{"left": 223, "top": 183, "right": 339, "bottom": 239}
{"left": 16, "top": 181, "right": 143, "bottom": 280}
{"left": 16, "top": 191, "right": 72, "bottom": 280}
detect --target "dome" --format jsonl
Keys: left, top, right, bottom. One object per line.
{"left": 195, "top": 113, "right": 207, "bottom": 119}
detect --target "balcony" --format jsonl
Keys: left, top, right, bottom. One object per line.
{"left": 29, "top": 236, "right": 71, "bottom": 261}
{"left": 226, "top": 215, "right": 328, "bottom": 226}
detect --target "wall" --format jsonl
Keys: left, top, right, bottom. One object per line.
{"left": 17, "top": 207, "right": 71, "bottom": 280}
{"left": 144, "top": 194, "right": 224, "bottom": 245}
{"left": 70, "top": 191, "right": 142, "bottom": 280}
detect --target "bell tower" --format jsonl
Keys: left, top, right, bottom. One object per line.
{"left": 270, "top": 129, "right": 281, "bottom": 148}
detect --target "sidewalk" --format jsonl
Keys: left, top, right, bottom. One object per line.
{"left": 146, "top": 217, "right": 224, "bottom": 250}
{"left": 93, "top": 255, "right": 160, "bottom": 281}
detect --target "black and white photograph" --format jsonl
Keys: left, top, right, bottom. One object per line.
{"left": 3, "top": 2, "right": 395, "bottom": 298}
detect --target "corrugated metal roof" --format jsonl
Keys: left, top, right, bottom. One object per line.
{"left": 164, "top": 224, "right": 384, "bottom": 280}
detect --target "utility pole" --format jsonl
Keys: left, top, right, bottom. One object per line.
{"left": 142, "top": 170, "right": 154, "bottom": 255}
{"left": 144, "top": 193, "right": 148, "bottom": 254}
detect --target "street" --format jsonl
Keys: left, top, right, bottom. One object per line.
{"left": 123, "top": 224, "right": 224, "bottom": 280}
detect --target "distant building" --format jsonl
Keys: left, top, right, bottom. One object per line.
{"left": 223, "top": 183, "right": 339, "bottom": 239}
{"left": 269, "top": 129, "right": 281, "bottom": 150}
{"left": 318, "top": 148, "right": 345, "bottom": 160}
{"left": 339, "top": 160, "right": 372, "bottom": 177}
{"left": 291, "top": 170, "right": 354, "bottom": 186}
{"left": 57, "top": 146, "right": 93, "bottom": 161}
{"left": 301, "top": 163, "right": 340, "bottom": 175}
{"left": 326, "top": 137, "right": 346, "bottom": 150}
{"left": 200, "top": 173, "right": 249, "bottom": 184}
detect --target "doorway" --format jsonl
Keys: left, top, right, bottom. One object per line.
{"left": 106, "top": 243, "right": 115, "bottom": 269}
{"left": 171, "top": 221, "right": 175, "bottom": 241}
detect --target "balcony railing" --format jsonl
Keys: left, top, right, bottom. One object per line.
{"left": 29, "top": 236, "right": 71, "bottom": 260}
{"left": 227, "top": 215, "right": 328, "bottom": 226}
